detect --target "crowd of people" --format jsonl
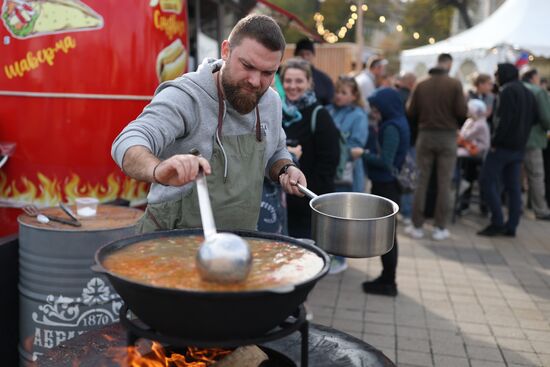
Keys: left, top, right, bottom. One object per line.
{"left": 112, "top": 14, "right": 550, "bottom": 299}
{"left": 266, "top": 39, "right": 550, "bottom": 294}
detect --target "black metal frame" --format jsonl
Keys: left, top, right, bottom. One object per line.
{"left": 120, "top": 303, "right": 309, "bottom": 367}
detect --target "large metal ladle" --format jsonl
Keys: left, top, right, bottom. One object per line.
{"left": 193, "top": 153, "right": 252, "bottom": 283}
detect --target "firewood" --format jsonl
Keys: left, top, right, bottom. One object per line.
{"left": 213, "top": 345, "right": 268, "bottom": 367}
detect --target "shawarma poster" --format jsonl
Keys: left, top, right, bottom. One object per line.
{"left": 1, "top": 0, "right": 103, "bottom": 39}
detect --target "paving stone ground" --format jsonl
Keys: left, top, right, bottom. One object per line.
{"left": 306, "top": 212, "right": 550, "bottom": 367}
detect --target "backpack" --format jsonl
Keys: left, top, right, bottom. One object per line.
{"left": 310, "top": 106, "right": 353, "bottom": 185}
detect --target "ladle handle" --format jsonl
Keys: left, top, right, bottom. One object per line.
{"left": 296, "top": 183, "right": 318, "bottom": 199}
{"left": 191, "top": 149, "right": 217, "bottom": 240}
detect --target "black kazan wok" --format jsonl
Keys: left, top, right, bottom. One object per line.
{"left": 297, "top": 183, "right": 399, "bottom": 258}
{"left": 93, "top": 229, "right": 329, "bottom": 340}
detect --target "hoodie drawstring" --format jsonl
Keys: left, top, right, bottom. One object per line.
{"left": 215, "top": 72, "right": 262, "bottom": 183}
{"left": 215, "top": 73, "right": 229, "bottom": 183}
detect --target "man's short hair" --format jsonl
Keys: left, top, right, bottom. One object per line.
{"left": 228, "top": 14, "right": 286, "bottom": 53}
{"left": 294, "top": 38, "right": 315, "bottom": 56}
{"left": 437, "top": 53, "right": 453, "bottom": 63}
{"left": 367, "top": 55, "right": 387, "bottom": 70}
{"left": 520, "top": 67, "right": 538, "bottom": 82}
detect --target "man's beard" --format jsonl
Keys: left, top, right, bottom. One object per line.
{"left": 221, "top": 70, "right": 264, "bottom": 114}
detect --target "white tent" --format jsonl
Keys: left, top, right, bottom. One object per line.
{"left": 400, "top": 0, "right": 550, "bottom": 81}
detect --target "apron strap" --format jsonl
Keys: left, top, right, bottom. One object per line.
{"left": 215, "top": 72, "right": 262, "bottom": 142}
{"left": 255, "top": 107, "right": 262, "bottom": 142}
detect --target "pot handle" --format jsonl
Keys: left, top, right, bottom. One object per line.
{"left": 296, "top": 183, "right": 318, "bottom": 199}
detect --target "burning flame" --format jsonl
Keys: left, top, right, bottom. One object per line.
{"left": 108, "top": 342, "right": 231, "bottom": 367}
{"left": 0, "top": 171, "right": 148, "bottom": 208}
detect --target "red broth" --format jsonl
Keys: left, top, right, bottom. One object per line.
{"left": 102, "top": 235, "right": 324, "bottom": 291}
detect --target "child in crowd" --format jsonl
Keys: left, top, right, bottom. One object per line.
{"left": 326, "top": 76, "right": 369, "bottom": 192}
{"left": 325, "top": 76, "right": 369, "bottom": 274}
{"left": 457, "top": 99, "right": 491, "bottom": 158}
{"left": 362, "top": 87, "right": 410, "bottom": 296}
{"left": 456, "top": 99, "right": 491, "bottom": 213}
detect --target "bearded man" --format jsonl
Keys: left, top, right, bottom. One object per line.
{"left": 112, "top": 14, "right": 306, "bottom": 233}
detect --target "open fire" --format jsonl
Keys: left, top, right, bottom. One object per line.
{"left": 34, "top": 320, "right": 394, "bottom": 367}
{"left": 108, "top": 341, "right": 232, "bottom": 367}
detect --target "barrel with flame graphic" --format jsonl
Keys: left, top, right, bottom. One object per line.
{"left": 0, "top": 0, "right": 188, "bottom": 236}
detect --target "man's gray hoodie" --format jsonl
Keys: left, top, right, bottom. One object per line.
{"left": 112, "top": 58, "right": 291, "bottom": 204}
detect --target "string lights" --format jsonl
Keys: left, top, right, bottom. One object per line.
{"left": 313, "top": 2, "right": 435, "bottom": 45}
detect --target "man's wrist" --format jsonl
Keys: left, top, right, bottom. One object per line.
{"left": 152, "top": 162, "right": 167, "bottom": 186}
{"left": 270, "top": 159, "right": 294, "bottom": 182}
{"left": 278, "top": 162, "right": 297, "bottom": 178}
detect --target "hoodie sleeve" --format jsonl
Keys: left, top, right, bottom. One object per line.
{"left": 347, "top": 109, "right": 369, "bottom": 149}
{"left": 266, "top": 105, "right": 293, "bottom": 177}
{"left": 111, "top": 86, "right": 195, "bottom": 168}
{"left": 364, "top": 125, "right": 399, "bottom": 171}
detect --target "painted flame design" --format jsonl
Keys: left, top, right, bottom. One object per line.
{"left": 0, "top": 171, "right": 148, "bottom": 207}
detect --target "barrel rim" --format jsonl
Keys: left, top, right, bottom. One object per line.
{"left": 17, "top": 206, "right": 143, "bottom": 232}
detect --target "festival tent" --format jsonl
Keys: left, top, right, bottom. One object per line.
{"left": 400, "top": 0, "right": 550, "bottom": 81}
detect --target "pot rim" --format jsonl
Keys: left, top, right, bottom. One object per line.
{"left": 309, "top": 192, "right": 399, "bottom": 221}
{"left": 94, "top": 228, "right": 330, "bottom": 297}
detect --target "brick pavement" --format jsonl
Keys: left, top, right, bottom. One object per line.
{"left": 306, "top": 214, "right": 550, "bottom": 366}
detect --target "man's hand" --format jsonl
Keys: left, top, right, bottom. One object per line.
{"left": 279, "top": 166, "right": 306, "bottom": 197}
{"left": 154, "top": 154, "right": 212, "bottom": 186}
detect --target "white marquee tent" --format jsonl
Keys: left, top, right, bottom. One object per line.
{"left": 400, "top": 0, "right": 550, "bottom": 82}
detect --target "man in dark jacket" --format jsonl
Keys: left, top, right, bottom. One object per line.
{"left": 294, "top": 38, "right": 335, "bottom": 105}
{"left": 477, "top": 63, "right": 538, "bottom": 236}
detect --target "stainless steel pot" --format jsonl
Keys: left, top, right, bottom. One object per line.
{"left": 297, "top": 184, "right": 399, "bottom": 258}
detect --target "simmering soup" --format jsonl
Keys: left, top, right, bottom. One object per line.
{"left": 103, "top": 235, "right": 324, "bottom": 291}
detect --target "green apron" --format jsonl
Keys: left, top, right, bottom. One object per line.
{"left": 137, "top": 74, "right": 266, "bottom": 233}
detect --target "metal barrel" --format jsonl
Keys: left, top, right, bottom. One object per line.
{"left": 17, "top": 205, "right": 142, "bottom": 366}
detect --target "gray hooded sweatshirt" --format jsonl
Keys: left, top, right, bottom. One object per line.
{"left": 112, "top": 58, "right": 291, "bottom": 204}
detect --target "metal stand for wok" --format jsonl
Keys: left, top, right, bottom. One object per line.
{"left": 120, "top": 303, "right": 310, "bottom": 367}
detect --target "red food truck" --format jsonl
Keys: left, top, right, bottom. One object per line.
{"left": 0, "top": 0, "right": 189, "bottom": 236}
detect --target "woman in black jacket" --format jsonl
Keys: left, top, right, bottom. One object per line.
{"left": 280, "top": 58, "right": 340, "bottom": 238}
